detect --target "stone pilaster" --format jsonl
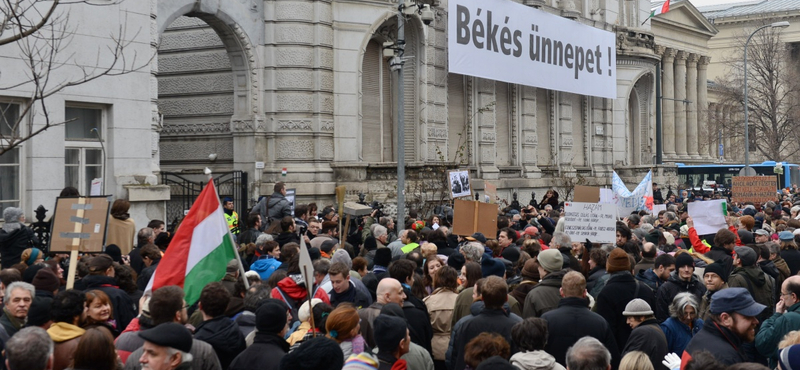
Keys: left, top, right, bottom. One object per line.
{"left": 686, "top": 53, "right": 699, "bottom": 159}
{"left": 521, "top": 85, "right": 541, "bottom": 178}
{"left": 674, "top": 50, "right": 688, "bottom": 158}
{"left": 661, "top": 48, "right": 676, "bottom": 158}
{"left": 477, "top": 78, "right": 499, "bottom": 179}
{"left": 698, "top": 56, "right": 710, "bottom": 159}
{"left": 558, "top": 92, "right": 575, "bottom": 172}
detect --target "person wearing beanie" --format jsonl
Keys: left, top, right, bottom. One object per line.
{"left": 372, "top": 315, "right": 411, "bottom": 370}
{"left": 104, "top": 244, "right": 123, "bottom": 264}
{"left": 377, "top": 304, "right": 435, "bottom": 370}
{"left": 281, "top": 337, "right": 345, "bottom": 370}
{"left": 699, "top": 260, "right": 729, "bottom": 319}
{"left": 654, "top": 252, "right": 706, "bottom": 322}
{"left": 343, "top": 352, "right": 380, "bottom": 370}
{"left": 777, "top": 344, "right": 800, "bottom": 370}
{"left": 620, "top": 298, "right": 668, "bottom": 370}
{"left": 510, "top": 259, "right": 539, "bottom": 312}
{"left": 27, "top": 269, "right": 60, "bottom": 329}
{"left": 756, "top": 276, "right": 800, "bottom": 368}
{"left": 229, "top": 299, "right": 290, "bottom": 370}
{"left": 594, "top": 247, "right": 655, "bottom": 352}
{"left": 522, "top": 249, "right": 566, "bottom": 318}
{"left": 481, "top": 257, "right": 506, "bottom": 279}
{"left": 728, "top": 246, "right": 775, "bottom": 324}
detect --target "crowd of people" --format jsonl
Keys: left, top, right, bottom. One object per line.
{"left": 3, "top": 183, "right": 800, "bottom": 370}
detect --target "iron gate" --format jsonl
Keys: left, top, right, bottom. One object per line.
{"left": 161, "top": 171, "right": 249, "bottom": 232}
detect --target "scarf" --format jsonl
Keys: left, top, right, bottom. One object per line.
{"left": 2, "top": 222, "right": 21, "bottom": 233}
{"left": 3, "top": 307, "right": 25, "bottom": 330}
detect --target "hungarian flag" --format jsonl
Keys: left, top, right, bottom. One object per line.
{"left": 145, "top": 179, "right": 238, "bottom": 304}
{"left": 642, "top": 0, "right": 670, "bottom": 24}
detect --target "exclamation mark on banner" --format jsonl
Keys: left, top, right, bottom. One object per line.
{"left": 608, "top": 47, "right": 612, "bottom": 76}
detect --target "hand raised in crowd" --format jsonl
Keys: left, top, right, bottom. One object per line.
{"left": 686, "top": 216, "right": 694, "bottom": 229}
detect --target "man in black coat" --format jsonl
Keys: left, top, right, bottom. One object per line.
{"left": 229, "top": 299, "right": 289, "bottom": 370}
{"left": 542, "top": 271, "right": 619, "bottom": 369}
{"left": 683, "top": 288, "right": 765, "bottom": 366}
{"left": 655, "top": 253, "right": 706, "bottom": 322}
{"left": 706, "top": 228, "right": 736, "bottom": 277}
{"left": 0, "top": 207, "right": 41, "bottom": 269}
{"left": 389, "top": 259, "right": 433, "bottom": 355}
{"left": 622, "top": 299, "right": 668, "bottom": 370}
{"left": 450, "top": 276, "right": 522, "bottom": 370}
{"left": 594, "top": 248, "right": 655, "bottom": 351}
{"left": 194, "top": 282, "right": 246, "bottom": 370}
{"left": 82, "top": 254, "right": 137, "bottom": 330}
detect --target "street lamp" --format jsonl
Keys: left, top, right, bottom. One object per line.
{"left": 743, "top": 21, "right": 789, "bottom": 175}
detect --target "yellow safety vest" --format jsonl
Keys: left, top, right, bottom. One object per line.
{"left": 225, "top": 211, "right": 239, "bottom": 234}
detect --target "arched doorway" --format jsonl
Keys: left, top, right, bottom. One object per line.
{"left": 627, "top": 74, "right": 653, "bottom": 165}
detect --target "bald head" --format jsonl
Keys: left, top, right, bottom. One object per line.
{"left": 783, "top": 276, "right": 800, "bottom": 304}
{"left": 642, "top": 242, "right": 656, "bottom": 258}
{"left": 376, "top": 278, "right": 405, "bottom": 305}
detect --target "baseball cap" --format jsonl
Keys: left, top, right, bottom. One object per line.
{"left": 709, "top": 287, "right": 766, "bottom": 317}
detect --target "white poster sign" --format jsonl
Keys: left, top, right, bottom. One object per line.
{"left": 90, "top": 178, "right": 102, "bottom": 196}
{"left": 448, "top": 0, "right": 617, "bottom": 99}
{"left": 652, "top": 204, "right": 667, "bottom": 215}
{"left": 564, "top": 202, "right": 617, "bottom": 243}
{"left": 688, "top": 199, "right": 727, "bottom": 236}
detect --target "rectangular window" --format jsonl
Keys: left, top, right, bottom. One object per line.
{"left": 65, "top": 107, "right": 102, "bottom": 140}
{"left": 65, "top": 105, "right": 105, "bottom": 195}
{"left": 0, "top": 103, "right": 19, "bottom": 137}
{"left": 0, "top": 148, "right": 20, "bottom": 217}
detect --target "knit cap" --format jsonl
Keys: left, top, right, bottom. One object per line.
{"left": 537, "top": 249, "right": 563, "bottom": 273}
{"left": 343, "top": 353, "right": 379, "bottom": 370}
{"left": 481, "top": 257, "right": 506, "bottom": 278}
{"left": 704, "top": 261, "right": 728, "bottom": 283}
{"left": 675, "top": 253, "right": 695, "bottom": 270}
{"left": 606, "top": 248, "right": 631, "bottom": 273}
{"left": 779, "top": 344, "right": 800, "bottom": 370}
{"left": 622, "top": 298, "right": 654, "bottom": 316}
{"left": 255, "top": 299, "right": 289, "bottom": 334}
{"left": 521, "top": 259, "right": 539, "bottom": 281}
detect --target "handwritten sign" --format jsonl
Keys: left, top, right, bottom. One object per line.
{"left": 732, "top": 176, "right": 777, "bottom": 205}
{"left": 564, "top": 202, "right": 616, "bottom": 243}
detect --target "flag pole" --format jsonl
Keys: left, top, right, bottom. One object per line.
{"left": 207, "top": 168, "right": 250, "bottom": 290}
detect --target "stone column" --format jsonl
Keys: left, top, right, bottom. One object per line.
{"left": 521, "top": 85, "right": 541, "bottom": 178}
{"left": 477, "top": 78, "right": 499, "bottom": 179}
{"left": 674, "top": 51, "right": 688, "bottom": 158}
{"left": 661, "top": 48, "right": 676, "bottom": 158}
{"left": 698, "top": 56, "right": 710, "bottom": 159}
{"left": 686, "top": 53, "right": 699, "bottom": 158}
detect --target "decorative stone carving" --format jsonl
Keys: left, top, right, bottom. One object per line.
{"left": 320, "top": 139, "right": 334, "bottom": 159}
{"left": 321, "top": 120, "right": 335, "bottom": 132}
{"left": 428, "top": 127, "right": 447, "bottom": 139}
{"left": 482, "top": 132, "right": 496, "bottom": 141}
{"left": 278, "top": 120, "right": 312, "bottom": 131}
{"left": 277, "top": 139, "right": 314, "bottom": 159}
{"left": 161, "top": 122, "right": 230, "bottom": 136}
{"left": 232, "top": 119, "right": 254, "bottom": 132}
{"left": 525, "top": 134, "right": 538, "bottom": 144}
{"left": 160, "top": 139, "right": 234, "bottom": 161}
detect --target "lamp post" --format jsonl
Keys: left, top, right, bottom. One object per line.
{"left": 743, "top": 21, "right": 789, "bottom": 175}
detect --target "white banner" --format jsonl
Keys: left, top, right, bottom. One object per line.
{"left": 448, "top": 0, "right": 617, "bottom": 99}
{"left": 612, "top": 171, "right": 653, "bottom": 216}
{"left": 688, "top": 199, "right": 728, "bottom": 236}
{"left": 564, "top": 202, "right": 617, "bottom": 243}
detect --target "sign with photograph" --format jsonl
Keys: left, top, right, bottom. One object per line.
{"left": 449, "top": 170, "right": 472, "bottom": 199}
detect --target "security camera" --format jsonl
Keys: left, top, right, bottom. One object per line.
{"left": 421, "top": 5, "right": 434, "bottom": 25}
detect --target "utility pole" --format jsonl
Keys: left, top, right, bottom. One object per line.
{"left": 394, "top": 1, "right": 406, "bottom": 231}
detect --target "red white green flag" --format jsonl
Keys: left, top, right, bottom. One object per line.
{"left": 145, "top": 179, "right": 238, "bottom": 304}
{"left": 643, "top": 0, "right": 670, "bottom": 24}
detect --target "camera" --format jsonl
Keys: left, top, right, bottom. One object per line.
{"left": 421, "top": 5, "right": 434, "bottom": 25}
{"left": 371, "top": 200, "right": 384, "bottom": 218}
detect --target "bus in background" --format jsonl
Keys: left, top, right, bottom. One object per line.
{"left": 675, "top": 161, "right": 800, "bottom": 192}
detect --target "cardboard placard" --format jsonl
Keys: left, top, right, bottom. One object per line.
{"left": 449, "top": 170, "right": 472, "bottom": 199}
{"left": 49, "top": 196, "right": 111, "bottom": 253}
{"left": 484, "top": 182, "right": 497, "bottom": 204}
{"left": 564, "top": 202, "right": 616, "bottom": 243}
{"left": 452, "top": 199, "right": 498, "bottom": 238}
{"left": 732, "top": 176, "right": 777, "bottom": 205}
{"left": 574, "top": 186, "right": 601, "bottom": 203}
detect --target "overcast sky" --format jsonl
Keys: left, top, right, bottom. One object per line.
{"left": 685, "top": 0, "right": 753, "bottom": 10}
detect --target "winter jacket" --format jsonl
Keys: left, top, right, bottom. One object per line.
{"left": 705, "top": 246, "right": 734, "bottom": 277}
{"left": 756, "top": 302, "right": 800, "bottom": 368}
{"left": 234, "top": 311, "right": 256, "bottom": 338}
{"left": 0, "top": 225, "right": 39, "bottom": 268}
{"left": 541, "top": 297, "right": 620, "bottom": 369}
{"left": 636, "top": 268, "right": 666, "bottom": 291}
{"left": 698, "top": 284, "right": 728, "bottom": 320}
{"left": 586, "top": 267, "right": 606, "bottom": 293}
{"left": 422, "top": 288, "right": 458, "bottom": 361}
{"left": 81, "top": 275, "right": 137, "bottom": 331}
{"left": 510, "top": 281, "right": 537, "bottom": 312}
{"left": 271, "top": 276, "right": 331, "bottom": 321}
{"left": 728, "top": 265, "right": 774, "bottom": 323}
{"left": 106, "top": 216, "right": 137, "bottom": 255}
{"left": 660, "top": 317, "right": 702, "bottom": 356}
{"left": 523, "top": 269, "right": 567, "bottom": 318}
{"left": 593, "top": 271, "right": 655, "bottom": 351}
{"left": 655, "top": 272, "right": 707, "bottom": 322}
{"left": 782, "top": 248, "right": 800, "bottom": 275}
{"left": 48, "top": 322, "right": 84, "bottom": 370}
{"left": 330, "top": 280, "right": 372, "bottom": 309}
{"left": 634, "top": 257, "right": 655, "bottom": 275}
{"left": 622, "top": 319, "right": 669, "bottom": 370}
{"left": 194, "top": 316, "right": 247, "bottom": 370}
{"left": 250, "top": 256, "right": 282, "bottom": 281}
{"left": 267, "top": 192, "right": 292, "bottom": 221}
{"left": 450, "top": 306, "right": 522, "bottom": 370}
{"left": 681, "top": 320, "right": 747, "bottom": 369}
{"left": 451, "top": 287, "right": 521, "bottom": 327}
{"left": 123, "top": 338, "right": 222, "bottom": 370}
{"left": 509, "top": 350, "right": 566, "bottom": 370}
{"left": 136, "top": 259, "right": 160, "bottom": 291}
{"left": 229, "top": 332, "right": 288, "bottom": 370}
{"left": 358, "top": 302, "right": 384, "bottom": 349}
{"left": 275, "top": 232, "right": 300, "bottom": 247}
{"left": 403, "top": 299, "right": 434, "bottom": 355}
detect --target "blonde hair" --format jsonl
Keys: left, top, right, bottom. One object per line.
{"left": 779, "top": 330, "right": 800, "bottom": 349}
{"left": 618, "top": 351, "right": 653, "bottom": 370}
{"left": 420, "top": 243, "right": 438, "bottom": 259}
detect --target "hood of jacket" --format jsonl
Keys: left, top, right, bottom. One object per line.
{"left": 276, "top": 276, "right": 308, "bottom": 301}
{"left": 81, "top": 274, "right": 119, "bottom": 289}
{"left": 195, "top": 316, "right": 244, "bottom": 352}
{"left": 666, "top": 270, "right": 703, "bottom": 290}
{"left": 636, "top": 268, "right": 661, "bottom": 283}
{"left": 510, "top": 350, "right": 561, "bottom": 370}
{"left": 732, "top": 265, "right": 767, "bottom": 287}
{"left": 47, "top": 322, "right": 85, "bottom": 342}
{"left": 759, "top": 260, "right": 780, "bottom": 279}
{"left": 250, "top": 257, "right": 281, "bottom": 273}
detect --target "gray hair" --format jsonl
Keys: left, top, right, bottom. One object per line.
{"left": 640, "top": 223, "right": 654, "bottom": 233}
{"left": 566, "top": 336, "right": 611, "bottom": 370}
{"left": 669, "top": 292, "right": 699, "bottom": 320}
{"left": 165, "top": 347, "right": 194, "bottom": 364}
{"left": 373, "top": 225, "right": 388, "bottom": 239}
{"left": 461, "top": 242, "right": 484, "bottom": 263}
{"left": 766, "top": 241, "right": 781, "bottom": 255}
{"left": 5, "top": 327, "right": 53, "bottom": 370}
{"left": 255, "top": 233, "right": 273, "bottom": 247}
{"left": 243, "top": 285, "right": 273, "bottom": 312}
{"left": 792, "top": 206, "right": 800, "bottom": 216}
{"left": 6, "top": 281, "right": 34, "bottom": 301}
{"left": 2, "top": 207, "right": 23, "bottom": 223}
{"left": 137, "top": 227, "right": 154, "bottom": 246}
{"left": 640, "top": 215, "right": 656, "bottom": 226}
{"left": 551, "top": 232, "right": 572, "bottom": 249}
{"left": 313, "top": 259, "right": 331, "bottom": 275}
{"left": 664, "top": 212, "right": 678, "bottom": 222}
